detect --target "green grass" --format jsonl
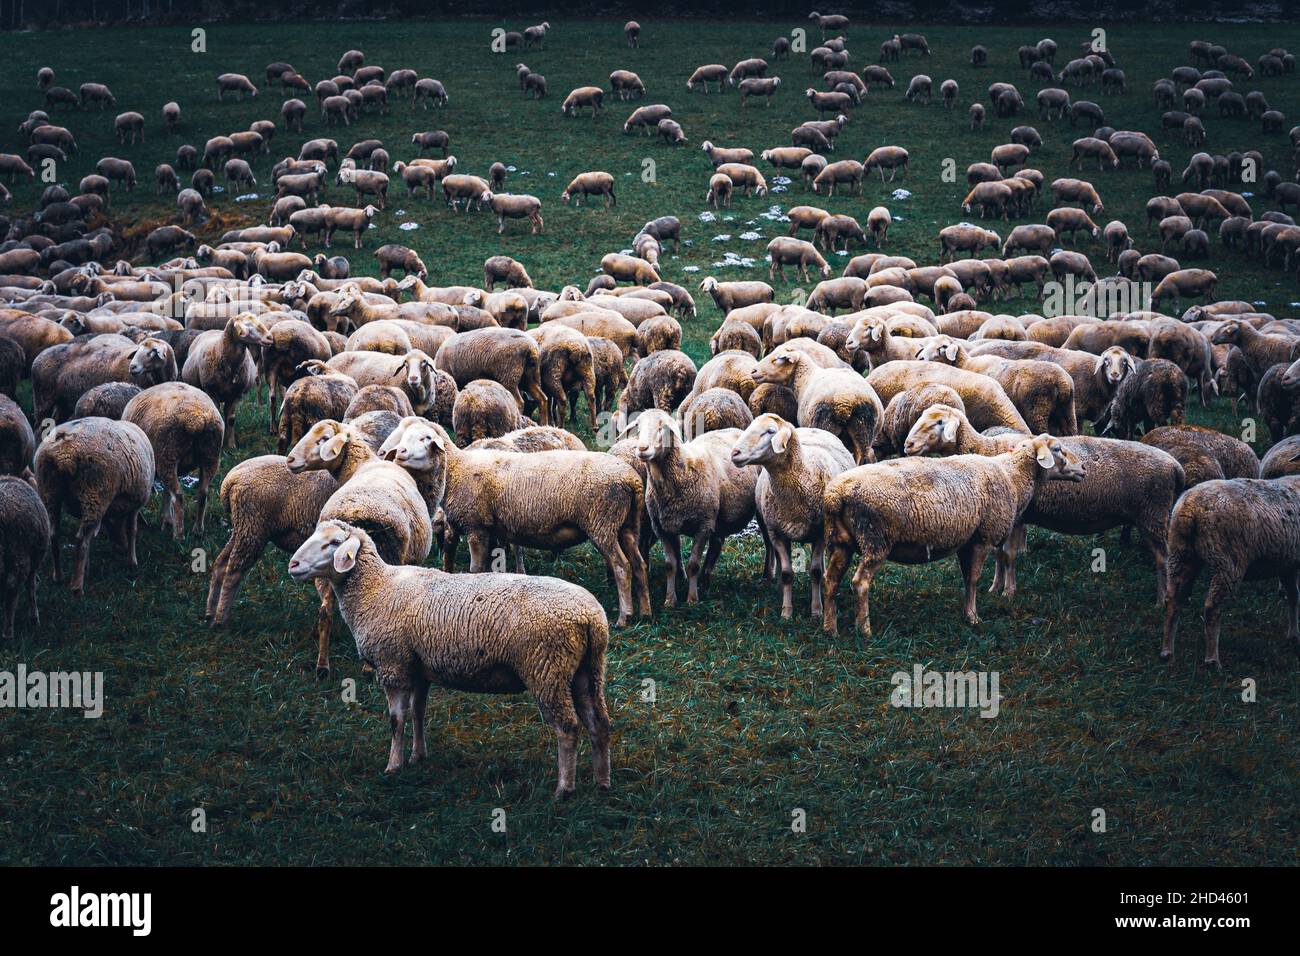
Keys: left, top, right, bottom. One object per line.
{"left": 1, "top": 18, "right": 1298, "bottom": 866}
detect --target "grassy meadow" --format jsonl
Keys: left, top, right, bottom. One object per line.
{"left": 0, "top": 17, "right": 1298, "bottom": 866}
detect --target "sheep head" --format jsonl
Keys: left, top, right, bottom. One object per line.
{"left": 904, "top": 404, "right": 965, "bottom": 456}
{"left": 629, "top": 409, "right": 682, "bottom": 461}
{"left": 288, "top": 519, "right": 366, "bottom": 582}
{"left": 730, "top": 413, "right": 795, "bottom": 466}
{"left": 1096, "top": 345, "right": 1136, "bottom": 386}
{"left": 379, "top": 416, "right": 446, "bottom": 473}
{"left": 286, "top": 419, "right": 351, "bottom": 473}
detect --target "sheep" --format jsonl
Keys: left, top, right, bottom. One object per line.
{"left": 432, "top": 327, "right": 547, "bottom": 420}
{"left": 276, "top": 363, "right": 358, "bottom": 453}
{"left": 679, "top": 388, "right": 752, "bottom": 439}
{"left": 452, "top": 379, "right": 528, "bottom": 445}
{"left": 0, "top": 476, "right": 49, "bottom": 640}
{"left": 531, "top": 323, "right": 598, "bottom": 428}
{"left": 821, "top": 433, "right": 1081, "bottom": 636}
{"left": 904, "top": 405, "right": 1179, "bottom": 602}
{"left": 715, "top": 162, "right": 767, "bottom": 197}
{"left": 687, "top": 64, "right": 729, "bottom": 93}
{"left": 182, "top": 313, "right": 271, "bottom": 447}
{"left": 916, "top": 338, "right": 1078, "bottom": 435}
{"left": 561, "top": 86, "right": 604, "bottom": 118}
{"left": 1261, "top": 436, "right": 1300, "bottom": 478}
{"left": 32, "top": 334, "right": 177, "bottom": 425}
{"left": 707, "top": 173, "right": 732, "bottom": 209}
{"left": 380, "top": 417, "right": 650, "bottom": 626}
{"left": 699, "top": 277, "right": 773, "bottom": 315}
{"left": 561, "top": 171, "right": 616, "bottom": 207}
{"left": 811, "top": 160, "right": 864, "bottom": 197}
{"left": 876, "top": 382, "right": 966, "bottom": 458}
{"left": 1100, "top": 358, "right": 1188, "bottom": 438}
{"left": 729, "top": 414, "right": 855, "bottom": 617}
{"left": 600, "top": 252, "right": 659, "bottom": 287}
{"left": 285, "top": 419, "right": 432, "bottom": 673}
{"left": 1140, "top": 425, "right": 1259, "bottom": 489}
{"left": 739, "top": 77, "right": 781, "bottom": 107}
{"left": 34, "top": 417, "right": 155, "bottom": 594}
{"left": 626, "top": 409, "right": 758, "bottom": 606}
{"left": 216, "top": 73, "right": 258, "bottom": 101}
{"left": 623, "top": 104, "right": 672, "bottom": 135}
{"left": 0, "top": 392, "right": 35, "bottom": 477}
{"left": 1210, "top": 319, "right": 1300, "bottom": 379}
{"left": 289, "top": 517, "right": 610, "bottom": 795}
{"left": 866, "top": 360, "right": 1030, "bottom": 433}
{"left": 484, "top": 255, "right": 533, "bottom": 291}
{"left": 636, "top": 314, "right": 682, "bottom": 356}
{"left": 610, "top": 70, "right": 645, "bottom": 100}
{"left": 766, "top": 237, "right": 831, "bottom": 283}
{"left": 867, "top": 206, "right": 892, "bottom": 247}
{"left": 489, "top": 193, "right": 544, "bottom": 235}
{"left": 121, "top": 382, "right": 223, "bottom": 538}
{"left": 702, "top": 141, "right": 754, "bottom": 167}
{"left": 1163, "top": 476, "right": 1300, "bottom": 666}
{"left": 616, "top": 350, "right": 698, "bottom": 427}
{"left": 864, "top": 146, "right": 909, "bottom": 182}
{"left": 753, "top": 342, "right": 882, "bottom": 464}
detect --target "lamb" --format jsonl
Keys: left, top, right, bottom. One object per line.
{"left": 688, "top": 65, "right": 729, "bottom": 93}
{"left": 1163, "top": 476, "right": 1300, "bottom": 666}
{"left": 490, "top": 193, "right": 544, "bottom": 234}
{"left": 753, "top": 343, "right": 882, "bottom": 463}
{"left": 217, "top": 73, "right": 259, "bottom": 101}
{"left": 182, "top": 312, "right": 272, "bottom": 447}
{"left": 601, "top": 252, "right": 658, "bottom": 286}
{"left": 34, "top": 417, "right": 155, "bottom": 593}
{"left": 121, "top": 382, "right": 223, "bottom": 538}
{"left": 623, "top": 104, "right": 673, "bottom": 135}
{"left": 1140, "top": 424, "right": 1259, "bottom": 487}
{"left": 380, "top": 417, "right": 650, "bottom": 626}
{"left": 821, "top": 433, "right": 1081, "bottom": 636}
{"left": 289, "top": 518, "right": 611, "bottom": 796}
{"left": 627, "top": 409, "right": 758, "bottom": 606}
{"left": 715, "top": 162, "right": 767, "bottom": 196}
{"left": 904, "top": 404, "right": 1179, "bottom": 602}
{"left": 286, "top": 420, "right": 432, "bottom": 674}
{"left": 730, "top": 414, "right": 856, "bottom": 618}
{"left": 562, "top": 171, "right": 616, "bottom": 207}
{"left": 0, "top": 476, "right": 49, "bottom": 640}
{"left": 441, "top": 174, "right": 491, "bottom": 212}
{"left": 864, "top": 146, "right": 909, "bottom": 182}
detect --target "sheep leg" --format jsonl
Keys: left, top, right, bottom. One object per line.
{"left": 685, "top": 531, "right": 713, "bottom": 604}
{"left": 409, "top": 679, "right": 430, "bottom": 764}
{"left": 820, "top": 541, "right": 852, "bottom": 636}
{"left": 310, "top": 579, "right": 337, "bottom": 676}
{"left": 810, "top": 538, "right": 826, "bottom": 617}
{"left": 382, "top": 684, "right": 412, "bottom": 772}
{"left": 772, "top": 535, "right": 794, "bottom": 619}
{"left": 660, "top": 530, "right": 683, "bottom": 607}
{"left": 572, "top": 663, "right": 612, "bottom": 791}
{"left": 701, "top": 535, "right": 723, "bottom": 586}
{"left": 48, "top": 500, "right": 64, "bottom": 584}
{"left": 194, "top": 466, "right": 214, "bottom": 538}
{"left": 223, "top": 400, "right": 240, "bottom": 449}
{"left": 26, "top": 566, "right": 39, "bottom": 627}
{"left": 957, "top": 543, "right": 989, "bottom": 626}
{"left": 70, "top": 518, "right": 102, "bottom": 594}
{"left": 1201, "top": 570, "right": 1239, "bottom": 667}
{"left": 535, "top": 686, "right": 581, "bottom": 798}
{"left": 619, "top": 525, "right": 652, "bottom": 618}
{"left": 442, "top": 529, "right": 460, "bottom": 571}
{"left": 849, "top": 554, "right": 883, "bottom": 638}
{"left": 467, "top": 533, "right": 491, "bottom": 573}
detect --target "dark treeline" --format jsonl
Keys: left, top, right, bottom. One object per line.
{"left": 0, "top": 0, "right": 1295, "bottom": 30}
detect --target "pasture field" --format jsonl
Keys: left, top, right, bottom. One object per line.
{"left": 0, "top": 17, "right": 1298, "bottom": 866}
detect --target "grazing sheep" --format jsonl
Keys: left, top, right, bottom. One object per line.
{"left": 562, "top": 171, "right": 616, "bottom": 207}
{"left": 35, "top": 417, "right": 155, "bottom": 593}
{"left": 1163, "top": 476, "right": 1300, "bottom": 666}
{"left": 1140, "top": 424, "right": 1259, "bottom": 488}
{"left": 821, "top": 433, "right": 1082, "bottom": 636}
{"left": 1101, "top": 358, "right": 1188, "bottom": 438}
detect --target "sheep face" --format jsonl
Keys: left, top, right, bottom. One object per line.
{"left": 233, "top": 315, "right": 273, "bottom": 348}
{"left": 903, "top": 404, "right": 965, "bottom": 455}
{"left": 378, "top": 416, "right": 445, "bottom": 473}
{"left": 916, "top": 338, "right": 963, "bottom": 364}
{"left": 286, "top": 419, "right": 350, "bottom": 473}
{"left": 1096, "top": 346, "right": 1137, "bottom": 386}
{"left": 629, "top": 409, "right": 682, "bottom": 461}
{"left": 397, "top": 351, "right": 436, "bottom": 406}
{"left": 288, "top": 519, "right": 361, "bottom": 582}
{"left": 752, "top": 348, "right": 802, "bottom": 386}
{"left": 730, "top": 413, "right": 794, "bottom": 466}
{"left": 128, "top": 338, "right": 171, "bottom": 381}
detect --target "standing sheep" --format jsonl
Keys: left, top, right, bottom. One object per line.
{"left": 0, "top": 476, "right": 50, "bottom": 640}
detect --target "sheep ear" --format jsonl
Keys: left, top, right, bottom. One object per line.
{"left": 771, "top": 425, "right": 790, "bottom": 455}
{"left": 944, "top": 342, "right": 958, "bottom": 361}
{"left": 942, "top": 417, "right": 959, "bottom": 443}
{"left": 321, "top": 432, "right": 349, "bottom": 461}
{"left": 1035, "top": 443, "right": 1055, "bottom": 468}
{"left": 333, "top": 535, "right": 360, "bottom": 573}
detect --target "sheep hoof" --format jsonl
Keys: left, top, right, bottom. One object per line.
{"left": 1159, "top": 649, "right": 1173, "bottom": 663}
{"left": 1203, "top": 657, "right": 1221, "bottom": 670}
{"left": 315, "top": 665, "right": 330, "bottom": 680}
{"left": 553, "top": 786, "right": 575, "bottom": 801}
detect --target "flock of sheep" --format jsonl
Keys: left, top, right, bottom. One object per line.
{"left": 1, "top": 15, "right": 1300, "bottom": 798}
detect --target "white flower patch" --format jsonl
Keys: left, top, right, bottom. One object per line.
{"left": 739, "top": 231, "right": 762, "bottom": 241}
{"left": 519, "top": 170, "right": 531, "bottom": 176}
{"left": 394, "top": 209, "right": 407, "bottom": 217}
{"left": 891, "top": 188, "right": 912, "bottom": 200}
{"left": 212, "top": 186, "right": 225, "bottom": 194}
{"left": 773, "top": 176, "right": 792, "bottom": 186}
{"left": 1241, "top": 191, "right": 1253, "bottom": 198}
{"left": 770, "top": 184, "right": 788, "bottom": 193}
{"left": 507, "top": 165, "right": 517, "bottom": 172}
{"left": 724, "top": 216, "right": 735, "bottom": 221}
{"left": 682, "top": 265, "right": 701, "bottom": 272}
{"left": 835, "top": 249, "right": 848, "bottom": 256}
{"left": 1253, "top": 300, "right": 1267, "bottom": 306}
{"left": 698, "top": 211, "right": 717, "bottom": 222}
{"left": 399, "top": 221, "right": 420, "bottom": 231}
{"left": 712, "top": 234, "right": 732, "bottom": 242}
{"left": 235, "top": 193, "right": 259, "bottom": 202}
{"left": 620, "top": 248, "right": 635, "bottom": 255}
